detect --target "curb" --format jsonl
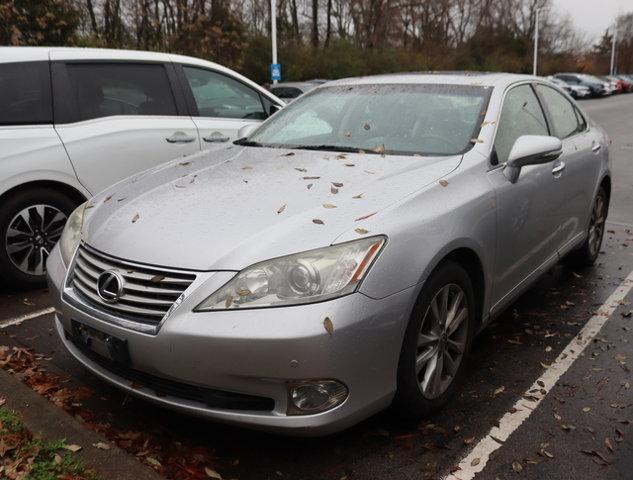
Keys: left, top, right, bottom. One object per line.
{"left": 0, "top": 368, "right": 163, "bottom": 480}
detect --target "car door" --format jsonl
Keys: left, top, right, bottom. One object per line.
{"left": 176, "top": 64, "right": 273, "bottom": 147}
{"left": 534, "top": 83, "right": 604, "bottom": 255}
{"left": 488, "top": 83, "right": 566, "bottom": 315}
{"left": 51, "top": 59, "right": 200, "bottom": 194}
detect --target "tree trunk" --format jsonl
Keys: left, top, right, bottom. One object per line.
{"left": 311, "top": 0, "right": 319, "bottom": 47}
{"left": 325, "top": 0, "right": 332, "bottom": 47}
{"left": 86, "top": 0, "right": 99, "bottom": 37}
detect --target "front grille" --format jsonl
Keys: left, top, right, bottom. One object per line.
{"left": 68, "top": 334, "right": 275, "bottom": 412}
{"left": 70, "top": 244, "right": 196, "bottom": 326}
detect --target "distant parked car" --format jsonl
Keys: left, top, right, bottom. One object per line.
{"left": 598, "top": 76, "right": 624, "bottom": 94}
{"left": 0, "top": 47, "right": 283, "bottom": 288}
{"left": 269, "top": 80, "right": 328, "bottom": 102}
{"left": 49, "top": 73, "right": 610, "bottom": 435}
{"left": 554, "top": 73, "right": 609, "bottom": 97}
{"left": 613, "top": 75, "right": 633, "bottom": 92}
{"left": 547, "top": 77, "right": 591, "bottom": 99}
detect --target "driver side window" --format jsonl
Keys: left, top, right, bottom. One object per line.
{"left": 182, "top": 67, "right": 267, "bottom": 120}
{"left": 494, "top": 84, "right": 549, "bottom": 165}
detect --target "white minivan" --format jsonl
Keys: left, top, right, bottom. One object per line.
{"left": 0, "top": 47, "right": 283, "bottom": 288}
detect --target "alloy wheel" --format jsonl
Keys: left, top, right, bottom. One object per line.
{"left": 5, "top": 204, "right": 67, "bottom": 276}
{"left": 416, "top": 283, "right": 469, "bottom": 399}
{"left": 587, "top": 193, "right": 606, "bottom": 258}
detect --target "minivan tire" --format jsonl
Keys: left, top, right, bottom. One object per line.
{"left": 0, "top": 188, "right": 77, "bottom": 290}
{"left": 393, "top": 260, "right": 476, "bottom": 418}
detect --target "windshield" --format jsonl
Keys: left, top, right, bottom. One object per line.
{"left": 247, "top": 83, "right": 491, "bottom": 156}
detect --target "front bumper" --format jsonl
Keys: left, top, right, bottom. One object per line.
{"left": 47, "top": 245, "right": 418, "bottom": 435}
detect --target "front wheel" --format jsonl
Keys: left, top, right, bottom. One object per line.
{"left": 393, "top": 260, "right": 476, "bottom": 417}
{"left": 0, "top": 188, "right": 77, "bottom": 289}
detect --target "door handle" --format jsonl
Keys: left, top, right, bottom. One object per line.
{"left": 591, "top": 142, "right": 602, "bottom": 153}
{"left": 166, "top": 132, "right": 196, "bottom": 143}
{"left": 203, "top": 132, "right": 230, "bottom": 143}
{"left": 552, "top": 162, "right": 566, "bottom": 176}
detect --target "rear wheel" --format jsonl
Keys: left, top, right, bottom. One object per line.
{"left": 394, "top": 261, "right": 476, "bottom": 417}
{"left": 0, "top": 188, "right": 77, "bottom": 289}
{"left": 567, "top": 186, "right": 608, "bottom": 267}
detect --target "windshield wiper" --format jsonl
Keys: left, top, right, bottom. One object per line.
{"left": 233, "top": 138, "right": 263, "bottom": 147}
{"left": 292, "top": 144, "right": 365, "bottom": 153}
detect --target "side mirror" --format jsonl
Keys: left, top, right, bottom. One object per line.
{"left": 504, "top": 135, "right": 562, "bottom": 184}
{"left": 237, "top": 123, "right": 260, "bottom": 139}
{"left": 269, "top": 104, "right": 283, "bottom": 116}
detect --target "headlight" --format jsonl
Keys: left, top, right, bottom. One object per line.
{"left": 59, "top": 203, "right": 86, "bottom": 266}
{"left": 196, "top": 236, "right": 386, "bottom": 311}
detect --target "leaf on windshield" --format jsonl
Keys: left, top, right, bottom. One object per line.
{"left": 373, "top": 144, "right": 385, "bottom": 155}
{"left": 353, "top": 193, "right": 364, "bottom": 199}
{"left": 179, "top": 161, "right": 191, "bottom": 166}
{"left": 132, "top": 213, "right": 140, "bottom": 223}
{"left": 336, "top": 153, "right": 347, "bottom": 159}
{"left": 307, "top": 184, "right": 313, "bottom": 189}
{"left": 439, "top": 180, "right": 449, "bottom": 187}
{"left": 355, "top": 212, "right": 377, "bottom": 222}
{"left": 303, "top": 176, "right": 320, "bottom": 180}
{"left": 344, "top": 131, "right": 352, "bottom": 138}
{"left": 277, "top": 204, "right": 286, "bottom": 214}
{"left": 363, "top": 123, "right": 371, "bottom": 131}
{"left": 294, "top": 167, "right": 307, "bottom": 172}
{"left": 281, "top": 152, "right": 295, "bottom": 157}
{"left": 323, "top": 204, "right": 337, "bottom": 209}
{"left": 312, "top": 219, "right": 325, "bottom": 225}
{"left": 345, "top": 163, "right": 355, "bottom": 167}
{"left": 332, "top": 182, "right": 344, "bottom": 187}
{"left": 103, "top": 195, "right": 113, "bottom": 203}
{"left": 355, "top": 228, "right": 369, "bottom": 235}
{"left": 225, "top": 295, "right": 234, "bottom": 308}
{"left": 331, "top": 186, "right": 339, "bottom": 194}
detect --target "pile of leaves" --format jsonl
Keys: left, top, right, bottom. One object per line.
{"left": 0, "top": 402, "right": 96, "bottom": 480}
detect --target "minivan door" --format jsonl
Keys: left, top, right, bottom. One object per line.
{"left": 176, "top": 64, "right": 272, "bottom": 147}
{"left": 51, "top": 59, "right": 200, "bottom": 194}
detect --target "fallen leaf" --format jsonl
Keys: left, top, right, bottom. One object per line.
{"left": 313, "top": 219, "right": 325, "bottom": 225}
{"left": 179, "top": 161, "right": 191, "bottom": 166}
{"left": 355, "top": 212, "right": 377, "bottom": 222}
{"left": 331, "top": 186, "right": 339, "bottom": 194}
{"left": 150, "top": 275, "right": 165, "bottom": 283}
{"left": 323, "top": 203, "right": 337, "bottom": 209}
{"left": 294, "top": 167, "right": 307, "bottom": 173}
{"left": 470, "top": 138, "right": 484, "bottom": 144}
{"left": 131, "top": 213, "right": 140, "bottom": 223}
{"left": 237, "top": 289, "right": 252, "bottom": 297}
{"left": 307, "top": 184, "right": 313, "bottom": 189}
{"left": 373, "top": 144, "right": 385, "bottom": 155}
{"left": 439, "top": 180, "right": 449, "bottom": 187}
{"left": 205, "top": 467, "right": 223, "bottom": 479}
{"left": 303, "top": 176, "right": 320, "bottom": 180}
{"left": 103, "top": 195, "right": 113, "bottom": 203}
{"left": 146, "top": 457, "right": 162, "bottom": 467}
{"left": 332, "top": 182, "right": 344, "bottom": 188}
{"left": 242, "top": 166, "right": 253, "bottom": 170}
{"left": 583, "top": 407, "right": 591, "bottom": 413}
{"left": 281, "top": 152, "right": 295, "bottom": 157}
{"left": 512, "top": 461, "right": 523, "bottom": 472}
{"left": 355, "top": 228, "right": 369, "bottom": 235}
{"left": 345, "top": 163, "right": 355, "bottom": 167}
{"left": 352, "top": 193, "right": 364, "bottom": 199}
{"left": 605, "top": 437, "right": 614, "bottom": 452}
{"left": 277, "top": 204, "right": 287, "bottom": 214}
{"left": 471, "top": 457, "right": 480, "bottom": 467}
{"left": 323, "top": 317, "right": 334, "bottom": 336}
{"left": 225, "top": 295, "right": 234, "bottom": 308}
{"left": 64, "top": 444, "right": 82, "bottom": 453}
{"left": 493, "top": 386, "right": 505, "bottom": 396}
{"left": 92, "top": 442, "right": 111, "bottom": 450}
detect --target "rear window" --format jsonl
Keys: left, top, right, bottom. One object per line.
{"left": 66, "top": 63, "right": 178, "bottom": 121}
{"left": 0, "top": 62, "right": 52, "bottom": 125}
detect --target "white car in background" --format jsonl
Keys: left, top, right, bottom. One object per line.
{"left": 0, "top": 47, "right": 283, "bottom": 288}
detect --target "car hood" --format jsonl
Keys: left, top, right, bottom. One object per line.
{"left": 82, "top": 146, "right": 462, "bottom": 270}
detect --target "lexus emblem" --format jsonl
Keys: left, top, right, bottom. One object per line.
{"left": 97, "top": 270, "right": 124, "bottom": 303}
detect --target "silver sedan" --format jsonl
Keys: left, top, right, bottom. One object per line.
{"left": 48, "top": 73, "right": 610, "bottom": 435}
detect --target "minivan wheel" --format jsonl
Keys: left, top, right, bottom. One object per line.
{"left": 567, "top": 186, "right": 608, "bottom": 267}
{"left": 0, "top": 188, "right": 77, "bottom": 289}
{"left": 394, "top": 260, "right": 476, "bottom": 417}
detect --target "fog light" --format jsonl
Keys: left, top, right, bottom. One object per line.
{"left": 287, "top": 380, "right": 348, "bottom": 415}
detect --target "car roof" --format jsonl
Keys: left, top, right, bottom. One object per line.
{"left": 324, "top": 72, "right": 537, "bottom": 89}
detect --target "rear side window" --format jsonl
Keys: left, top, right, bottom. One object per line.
{"left": 0, "top": 62, "right": 52, "bottom": 125}
{"left": 535, "top": 84, "right": 584, "bottom": 139}
{"left": 66, "top": 63, "right": 177, "bottom": 121}
{"left": 494, "top": 84, "right": 549, "bottom": 164}
{"left": 182, "top": 66, "right": 267, "bottom": 120}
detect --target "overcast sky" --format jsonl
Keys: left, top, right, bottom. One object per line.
{"left": 552, "top": 0, "right": 630, "bottom": 42}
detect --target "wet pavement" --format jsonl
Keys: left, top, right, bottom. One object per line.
{"left": 1, "top": 94, "right": 632, "bottom": 480}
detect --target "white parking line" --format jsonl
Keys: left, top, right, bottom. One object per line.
{"left": 444, "top": 269, "right": 633, "bottom": 480}
{"left": 0, "top": 307, "right": 56, "bottom": 329}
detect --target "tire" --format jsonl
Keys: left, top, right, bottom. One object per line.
{"left": 566, "top": 186, "right": 608, "bottom": 267}
{"left": 0, "top": 188, "right": 78, "bottom": 290}
{"left": 393, "top": 260, "right": 476, "bottom": 417}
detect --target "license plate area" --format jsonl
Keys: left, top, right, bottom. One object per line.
{"left": 70, "top": 320, "right": 130, "bottom": 365}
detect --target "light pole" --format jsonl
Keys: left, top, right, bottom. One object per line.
{"left": 610, "top": 24, "right": 618, "bottom": 76}
{"left": 533, "top": 7, "right": 543, "bottom": 76}
{"left": 271, "top": 0, "right": 278, "bottom": 84}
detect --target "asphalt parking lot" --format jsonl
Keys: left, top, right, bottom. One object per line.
{"left": 1, "top": 93, "right": 632, "bottom": 480}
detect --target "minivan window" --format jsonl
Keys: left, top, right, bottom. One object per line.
{"left": 0, "top": 62, "right": 52, "bottom": 126}
{"left": 494, "top": 85, "right": 549, "bottom": 164}
{"left": 66, "top": 63, "right": 178, "bottom": 121}
{"left": 536, "top": 84, "right": 583, "bottom": 139}
{"left": 183, "top": 67, "right": 267, "bottom": 120}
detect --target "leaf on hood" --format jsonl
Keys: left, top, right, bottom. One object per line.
{"left": 103, "top": 195, "right": 113, "bottom": 203}
{"left": 439, "top": 180, "right": 449, "bottom": 187}
{"left": 323, "top": 203, "right": 337, "bottom": 209}
{"left": 355, "top": 212, "right": 377, "bottom": 222}
{"left": 242, "top": 166, "right": 253, "bottom": 170}
{"left": 352, "top": 193, "right": 364, "bottom": 199}
{"left": 355, "top": 228, "right": 369, "bottom": 235}
{"left": 345, "top": 163, "right": 355, "bottom": 167}
{"left": 331, "top": 186, "right": 339, "bottom": 194}
{"left": 372, "top": 144, "right": 385, "bottom": 155}
{"left": 281, "top": 152, "right": 295, "bottom": 157}
{"left": 307, "top": 183, "right": 313, "bottom": 190}
{"left": 150, "top": 275, "right": 165, "bottom": 283}
{"left": 117, "top": 197, "right": 127, "bottom": 202}
{"left": 323, "top": 317, "right": 334, "bottom": 336}
{"left": 131, "top": 213, "right": 140, "bottom": 223}
{"left": 332, "top": 182, "right": 344, "bottom": 188}
{"left": 312, "top": 219, "right": 325, "bottom": 225}
{"left": 294, "top": 167, "right": 307, "bottom": 173}
{"left": 303, "top": 176, "right": 320, "bottom": 180}
{"left": 179, "top": 161, "right": 191, "bottom": 166}
{"left": 277, "top": 204, "right": 287, "bottom": 214}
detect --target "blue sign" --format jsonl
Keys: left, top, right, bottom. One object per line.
{"left": 271, "top": 63, "right": 282, "bottom": 82}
